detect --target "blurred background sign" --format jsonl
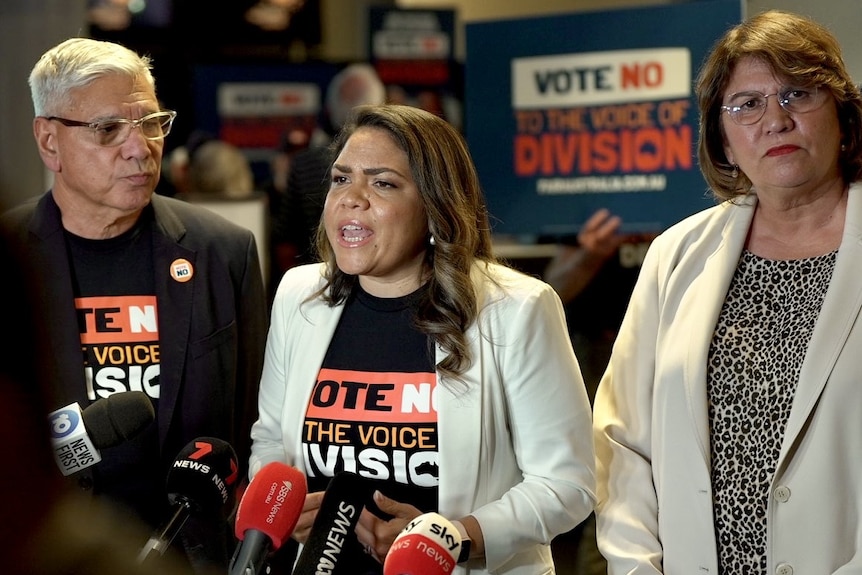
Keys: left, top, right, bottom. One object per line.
{"left": 465, "top": 0, "right": 742, "bottom": 238}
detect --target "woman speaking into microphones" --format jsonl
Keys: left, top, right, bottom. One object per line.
{"left": 247, "top": 104, "right": 596, "bottom": 574}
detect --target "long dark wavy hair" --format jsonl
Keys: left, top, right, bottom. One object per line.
{"left": 309, "top": 104, "right": 497, "bottom": 381}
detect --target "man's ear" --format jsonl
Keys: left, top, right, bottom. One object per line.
{"left": 33, "top": 117, "right": 60, "bottom": 171}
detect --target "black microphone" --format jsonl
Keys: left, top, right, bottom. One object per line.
{"left": 47, "top": 391, "right": 155, "bottom": 476}
{"left": 292, "top": 471, "right": 376, "bottom": 575}
{"left": 137, "top": 436, "right": 239, "bottom": 564}
{"left": 229, "top": 461, "right": 307, "bottom": 575}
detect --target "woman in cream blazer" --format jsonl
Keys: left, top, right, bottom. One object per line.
{"left": 595, "top": 189, "right": 862, "bottom": 573}
{"left": 594, "top": 11, "right": 862, "bottom": 575}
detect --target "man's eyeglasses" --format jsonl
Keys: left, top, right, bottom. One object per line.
{"left": 721, "top": 86, "right": 825, "bottom": 125}
{"left": 45, "top": 110, "right": 177, "bottom": 147}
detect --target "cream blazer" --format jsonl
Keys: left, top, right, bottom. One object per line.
{"left": 594, "top": 183, "right": 862, "bottom": 575}
{"left": 251, "top": 261, "right": 596, "bottom": 574}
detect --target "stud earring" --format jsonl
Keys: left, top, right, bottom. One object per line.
{"left": 429, "top": 235, "right": 436, "bottom": 246}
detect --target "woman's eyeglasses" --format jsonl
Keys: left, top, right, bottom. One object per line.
{"left": 721, "top": 87, "right": 825, "bottom": 125}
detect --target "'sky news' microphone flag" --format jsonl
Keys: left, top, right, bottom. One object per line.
{"left": 384, "top": 512, "right": 463, "bottom": 575}
{"left": 229, "top": 461, "right": 307, "bottom": 575}
{"left": 138, "top": 437, "right": 238, "bottom": 563}
{"left": 47, "top": 391, "right": 155, "bottom": 476}
{"left": 292, "top": 471, "right": 376, "bottom": 575}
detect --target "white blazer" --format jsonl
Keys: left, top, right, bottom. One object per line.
{"left": 251, "top": 261, "right": 596, "bottom": 574}
{"left": 594, "top": 183, "right": 862, "bottom": 575}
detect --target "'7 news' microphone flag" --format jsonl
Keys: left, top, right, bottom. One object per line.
{"left": 138, "top": 437, "right": 239, "bottom": 564}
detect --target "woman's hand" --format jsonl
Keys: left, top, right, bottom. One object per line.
{"left": 354, "top": 491, "right": 422, "bottom": 563}
{"left": 290, "top": 490, "right": 325, "bottom": 545}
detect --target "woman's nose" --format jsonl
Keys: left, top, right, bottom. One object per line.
{"left": 761, "top": 97, "right": 794, "bottom": 132}
{"left": 339, "top": 184, "right": 369, "bottom": 208}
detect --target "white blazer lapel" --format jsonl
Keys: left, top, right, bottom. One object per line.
{"left": 680, "top": 200, "right": 756, "bottom": 453}
{"left": 436, "top": 270, "right": 486, "bottom": 516}
{"left": 783, "top": 183, "right": 862, "bottom": 447}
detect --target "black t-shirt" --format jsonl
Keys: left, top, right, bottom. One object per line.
{"left": 305, "top": 283, "right": 439, "bottom": 573}
{"left": 65, "top": 208, "right": 163, "bottom": 527}
{"left": 312, "top": 283, "right": 438, "bottom": 506}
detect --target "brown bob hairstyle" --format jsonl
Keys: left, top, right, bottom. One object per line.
{"left": 696, "top": 10, "right": 862, "bottom": 201}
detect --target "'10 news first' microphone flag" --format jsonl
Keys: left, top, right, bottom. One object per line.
{"left": 138, "top": 437, "right": 239, "bottom": 564}
{"left": 384, "top": 512, "right": 464, "bottom": 575}
{"left": 47, "top": 390, "right": 155, "bottom": 476}
{"left": 229, "top": 461, "right": 307, "bottom": 575}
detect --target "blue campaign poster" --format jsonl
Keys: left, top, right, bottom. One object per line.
{"left": 465, "top": 0, "right": 742, "bottom": 237}
{"left": 191, "top": 62, "right": 338, "bottom": 181}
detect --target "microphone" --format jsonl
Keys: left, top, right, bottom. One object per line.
{"left": 228, "top": 462, "right": 307, "bottom": 575}
{"left": 137, "top": 437, "right": 239, "bottom": 564}
{"left": 383, "top": 512, "right": 463, "bottom": 575}
{"left": 292, "top": 471, "right": 376, "bottom": 575}
{"left": 47, "top": 391, "right": 155, "bottom": 476}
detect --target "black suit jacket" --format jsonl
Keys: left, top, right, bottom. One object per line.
{"left": 1, "top": 191, "right": 268, "bottom": 570}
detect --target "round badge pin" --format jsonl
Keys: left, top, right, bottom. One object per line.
{"left": 170, "top": 258, "right": 194, "bottom": 282}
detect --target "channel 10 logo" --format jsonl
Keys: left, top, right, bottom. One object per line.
{"left": 49, "top": 407, "right": 82, "bottom": 439}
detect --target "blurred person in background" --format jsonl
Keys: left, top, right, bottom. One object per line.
{"left": 270, "top": 62, "right": 386, "bottom": 281}
{"left": 162, "top": 130, "right": 217, "bottom": 197}
{"left": 543, "top": 208, "right": 656, "bottom": 575}
{"left": 180, "top": 139, "right": 256, "bottom": 200}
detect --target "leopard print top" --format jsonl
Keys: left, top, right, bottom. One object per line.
{"left": 706, "top": 249, "right": 836, "bottom": 574}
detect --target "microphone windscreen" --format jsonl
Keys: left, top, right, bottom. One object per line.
{"left": 235, "top": 462, "right": 307, "bottom": 551}
{"left": 81, "top": 391, "right": 155, "bottom": 449}
{"left": 383, "top": 512, "right": 462, "bottom": 575}
{"left": 166, "top": 437, "right": 239, "bottom": 518}
{"left": 292, "top": 471, "right": 376, "bottom": 575}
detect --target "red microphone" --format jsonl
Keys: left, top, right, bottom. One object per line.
{"left": 229, "top": 461, "right": 307, "bottom": 575}
{"left": 383, "top": 512, "right": 463, "bottom": 575}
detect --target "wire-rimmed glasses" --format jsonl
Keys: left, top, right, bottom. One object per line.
{"left": 45, "top": 110, "right": 177, "bottom": 146}
{"left": 720, "top": 86, "right": 825, "bottom": 125}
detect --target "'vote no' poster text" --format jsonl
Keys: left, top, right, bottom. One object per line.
{"left": 465, "top": 0, "right": 742, "bottom": 237}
